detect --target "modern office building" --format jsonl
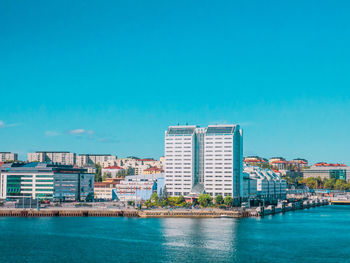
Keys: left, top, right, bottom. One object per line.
{"left": 76, "top": 154, "right": 117, "bottom": 167}
{"left": 303, "top": 163, "right": 349, "bottom": 181}
{"left": 164, "top": 124, "right": 243, "bottom": 200}
{"left": 0, "top": 152, "right": 18, "bottom": 162}
{"left": 115, "top": 173, "right": 165, "bottom": 202}
{"left": 0, "top": 162, "right": 94, "bottom": 201}
{"left": 27, "top": 151, "right": 76, "bottom": 165}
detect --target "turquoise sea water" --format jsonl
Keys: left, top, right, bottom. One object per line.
{"left": 0, "top": 206, "right": 349, "bottom": 263}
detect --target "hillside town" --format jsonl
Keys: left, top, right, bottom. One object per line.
{"left": 0, "top": 125, "right": 348, "bottom": 208}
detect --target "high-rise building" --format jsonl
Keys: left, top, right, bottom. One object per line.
{"left": 27, "top": 151, "right": 76, "bottom": 165}
{"left": 0, "top": 152, "right": 18, "bottom": 162}
{"left": 164, "top": 124, "right": 243, "bottom": 200}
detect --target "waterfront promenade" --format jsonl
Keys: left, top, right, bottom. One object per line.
{"left": 0, "top": 198, "right": 328, "bottom": 218}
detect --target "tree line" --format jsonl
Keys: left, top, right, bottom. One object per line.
{"left": 144, "top": 190, "right": 235, "bottom": 208}
{"left": 299, "top": 177, "right": 350, "bottom": 190}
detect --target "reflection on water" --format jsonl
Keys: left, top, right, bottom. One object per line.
{"left": 161, "top": 218, "right": 237, "bottom": 251}
{"left": 0, "top": 206, "right": 350, "bottom": 263}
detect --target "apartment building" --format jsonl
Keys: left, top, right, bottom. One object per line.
{"left": 164, "top": 124, "right": 243, "bottom": 200}
{"left": 0, "top": 152, "right": 18, "bottom": 162}
{"left": 27, "top": 151, "right": 76, "bottom": 165}
{"left": 243, "top": 165, "right": 287, "bottom": 201}
{"left": 76, "top": 154, "right": 117, "bottom": 167}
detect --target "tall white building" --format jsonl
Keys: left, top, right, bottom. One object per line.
{"left": 0, "top": 152, "right": 18, "bottom": 162}
{"left": 27, "top": 151, "right": 76, "bottom": 165}
{"left": 164, "top": 124, "right": 243, "bottom": 200}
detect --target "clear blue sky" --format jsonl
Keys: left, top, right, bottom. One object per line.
{"left": 1, "top": 0, "right": 349, "bottom": 164}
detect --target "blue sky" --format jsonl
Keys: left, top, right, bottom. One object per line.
{"left": 1, "top": 0, "right": 349, "bottom": 164}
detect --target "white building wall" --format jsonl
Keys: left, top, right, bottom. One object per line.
{"left": 165, "top": 126, "right": 195, "bottom": 196}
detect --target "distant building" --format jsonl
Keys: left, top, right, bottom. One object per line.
{"left": 143, "top": 167, "right": 164, "bottom": 175}
{"left": 0, "top": 152, "right": 18, "bottom": 162}
{"left": 76, "top": 154, "right": 117, "bottom": 167}
{"left": 0, "top": 163, "right": 94, "bottom": 201}
{"left": 243, "top": 165, "right": 287, "bottom": 201}
{"left": 303, "top": 163, "right": 349, "bottom": 181}
{"left": 101, "top": 166, "right": 124, "bottom": 178}
{"left": 115, "top": 158, "right": 163, "bottom": 175}
{"left": 115, "top": 173, "right": 164, "bottom": 202}
{"left": 94, "top": 178, "right": 123, "bottom": 200}
{"left": 27, "top": 151, "right": 76, "bottom": 165}
{"left": 290, "top": 158, "right": 308, "bottom": 168}
{"left": 243, "top": 156, "right": 267, "bottom": 166}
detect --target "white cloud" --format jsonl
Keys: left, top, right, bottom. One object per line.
{"left": 0, "top": 120, "right": 20, "bottom": 128}
{"left": 68, "top": 129, "right": 94, "bottom": 135}
{"left": 45, "top": 131, "right": 62, "bottom": 137}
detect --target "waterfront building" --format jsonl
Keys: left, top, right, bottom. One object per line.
{"left": 0, "top": 152, "right": 18, "bottom": 162}
{"left": 115, "top": 173, "right": 164, "bottom": 202}
{"left": 303, "top": 163, "right": 349, "bottom": 181}
{"left": 76, "top": 154, "right": 117, "bottom": 167}
{"left": 27, "top": 151, "right": 76, "bottom": 165}
{"left": 164, "top": 124, "right": 243, "bottom": 200}
{"left": 243, "top": 165, "right": 287, "bottom": 201}
{"left": 0, "top": 162, "right": 94, "bottom": 201}
{"left": 101, "top": 166, "right": 124, "bottom": 178}
{"left": 94, "top": 178, "right": 123, "bottom": 200}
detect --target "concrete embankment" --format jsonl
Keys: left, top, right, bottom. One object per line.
{"left": 0, "top": 199, "right": 328, "bottom": 218}
{"left": 0, "top": 209, "right": 256, "bottom": 218}
{"left": 0, "top": 209, "right": 138, "bottom": 217}
{"left": 256, "top": 199, "right": 329, "bottom": 217}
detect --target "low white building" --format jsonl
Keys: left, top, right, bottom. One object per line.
{"left": 115, "top": 173, "right": 165, "bottom": 202}
{"left": 101, "top": 166, "right": 124, "bottom": 178}
{"left": 243, "top": 165, "right": 287, "bottom": 200}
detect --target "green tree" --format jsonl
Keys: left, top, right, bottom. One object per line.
{"left": 150, "top": 192, "right": 159, "bottom": 203}
{"left": 94, "top": 164, "right": 102, "bottom": 182}
{"left": 224, "top": 196, "right": 233, "bottom": 207}
{"left": 198, "top": 194, "right": 213, "bottom": 207}
{"left": 324, "top": 178, "right": 336, "bottom": 190}
{"left": 335, "top": 179, "right": 347, "bottom": 190}
{"left": 102, "top": 172, "right": 112, "bottom": 181}
{"left": 215, "top": 194, "right": 224, "bottom": 205}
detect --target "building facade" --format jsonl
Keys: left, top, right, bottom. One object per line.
{"left": 94, "top": 178, "right": 123, "bottom": 200}
{"left": 0, "top": 152, "right": 18, "bottom": 162}
{"left": 76, "top": 154, "right": 117, "bottom": 167}
{"left": 115, "top": 173, "right": 165, "bottom": 202}
{"left": 164, "top": 124, "right": 243, "bottom": 200}
{"left": 243, "top": 165, "right": 287, "bottom": 201}
{"left": 303, "top": 163, "right": 349, "bottom": 181}
{"left": 0, "top": 163, "right": 94, "bottom": 201}
{"left": 27, "top": 151, "right": 76, "bottom": 165}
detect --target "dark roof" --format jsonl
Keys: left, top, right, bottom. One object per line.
{"left": 168, "top": 127, "right": 195, "bottom": 135}
{"left": 206, "top": 126, "right": 235, "bottom": 134}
